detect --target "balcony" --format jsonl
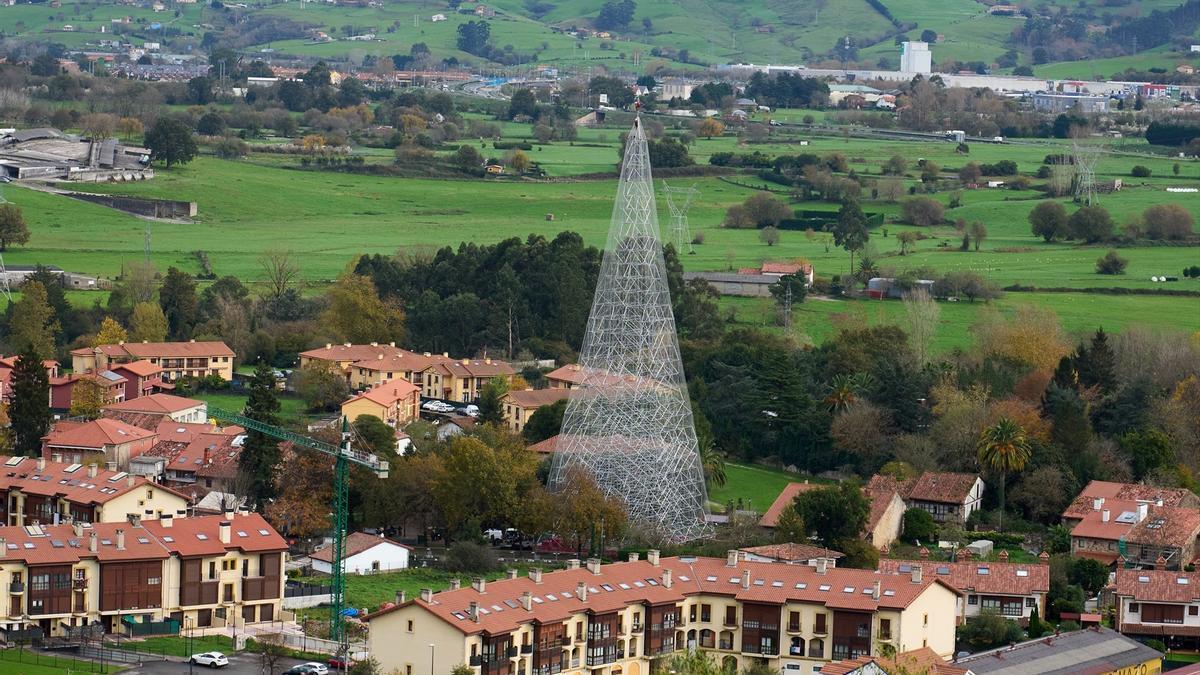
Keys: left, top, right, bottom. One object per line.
{"left": 718, "top": 640, "right": 733, "bottom": 651}
{"left": 73, "top": 579, "right": 88, "bottom": 591}
{"left": 630, "top": 623, "right": 643, "bottom": 633}
{"left": 9, "top": 582, "right": 24, "bottom": 594}
{"left": 506, "top": 647, "right": 519, "bottom": 658}
{"left": 521, "top": 645, "right": 533, "bottom": 654}
{"left": 470, "top": 656, "right": 482, "bottom": 667}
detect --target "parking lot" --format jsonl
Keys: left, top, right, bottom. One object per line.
{"left": 120, "top": 652, "right": 311, "bottom": 675}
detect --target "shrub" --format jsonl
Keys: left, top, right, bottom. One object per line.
{"left": 442, "top": 542, "right": 497, "bottom": 573}
{"left": 1142, "top": 203, "right": 1195, "bottom": 240}
{"left": 691, "top": 231, "right": 705, "bottom": 245}
{"left": 1067, "top": 205, "right": 1114, "bottom": 243}
{"left": 1095, "top": 250, "right": 1127, "bottom": 275}
{"left": 1130, "top": 165, "right": 1152, "bottom": 178}
{"left": 902, "top": 508, "right": 937, "bottom": 544}
{"left": 900, "top": 197, "right": 945, "bottom": 226}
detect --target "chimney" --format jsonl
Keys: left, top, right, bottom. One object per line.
{"left": 662, "top": 569, "right": 672, "bottom": 589}
{"left": 89, "top": 532, "right": 98, "bottom": 552}
{"left": 741, "top": 570, "right": 751, "bottom": 590}
{"left": 224, "top": 509, "right": 235, "bottom": 520}
{"left": 1156, "top": 555, "right": 1168, "bottom": 570}
{"left": 127, "top": 475, "right": 135, "bottom": 487}
{"left": 586, "top": 558, "right": 602, "bottom": 575}
{"left": 420, "top": 588, "right": 434, "bottom": 603}
{"left": 521, "top": 591, "right": 532, "bottom": 610}
{"left": 506, "top": 569, "right": 518, "bottom": 580}
{"left": 106, "top": 462, "right": 116, "bottom": 472}
{"left": 0, "top": 537, "right": 5, "bottom": 552}
{"left": 326, "top": 343, "right": 332, "bottom": 350}
{"left": 1093, "top": 497, "right": 1104, "bottom": 511}
{"left": 577, "top": 581, "right": 588, "bottom": 602}
{"left": 87, "top": 465, "right": 98, "bottom": 478}
{"left": 919, "top": 547, "right": 930, "bottom": 559}
{"left": 36, "top": 457, "right": 45, "bottom": 471}
{"left": 647, "top": 550, "right": 660, "bottom": 567}
{"left": 872, "top": 581, "right": 881, "bottom": 600}
{"left": 344, "top": 342, "right": 351, "bottom": 347}
{"left": 389, "top": 342, "right": 395, "bottom": 347}
{"left": 52, "top": 453, "right": 62, "bottom": 464}
{"left": 1102, "top": 509, "right": 1110, "bottom": 523}
{"left": 218, "top": 520, "right": 231, "bottom": 544}
{"left": 176, "top": 509, "right": 186, "bottom": 518}
{"left": 468, "top": 601, "right": 479, "bottom": 622}
{"left": 529, "top": 568, "right": 543, "bottom": 584}
{"left": 567, "top": 559, "right": 581, "bottom": 570}
{"left": 958, "top": 548, "right": 973, "bottom": 562}
{"left": 472, "top": 578, "right": 487, "bottom": 593}
{"left": 816, "top": 559, "right": 827, "bottom": 575}
{"left": 998, "top": 550, "right": 1009, "bottom": 563}
{"left": 911, "top": 566, "right": 923, "bottom": 584}
{"left": 128, "top": 513, "right": 141, "bottom": 528}
{"left": 116, "top": 529, "right": 125, "bottom": 551}
{"left": 628, "top": 552, "right": 640, "bottom": 562}
{"left": 1156, "top": 497, "right": 1164, "bottom": 507}
{"left": 160, "top": 514, "right": 173, "bottom": 528}
{"left": 395, "top": 590, "right": 406, "bottom": 604}
{"left": 72, "top": 523, "right": 83, "bottom": 537}
{"left": 727, "top": 549, "right": 739, "bottom": 567}
{"left": 203, "top": 447, "right": 211, "bottom": 466}
{"left": 450, "top": 579, "right": 461, "bottom": 590}
{"left": 1137, "top": 503, "right": 1149, "bottom": 522}
{"left": 1039, "top": 551, "right": 1050, "bottom": 565}
{"left": 485, "top": 358, "right": 492, "bottom": 365}
{"left": 371, "top": 342, "right": 378, "bottom": 347}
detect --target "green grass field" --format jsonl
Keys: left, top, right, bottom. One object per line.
{"left": 0, "top": 647, "right": 124, "bottom": 675}
{"left": 298, "top": 565, "right": 536, "bottom": 613}
{"left": 192, "top": 391, "right": 310, "bottom": 423}
{"left": 108, "top": 634, "right": 236, "bottom": 659}
{"left": 707, "top": 463, "right": 828, "bottom": 513}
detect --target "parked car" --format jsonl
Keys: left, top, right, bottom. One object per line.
{"left": 189, "top": 652, "right": 229, "bottom": 668}
{"left": 284, "top": 664, "right": 329, "bottom": 675}
{"left": 327, "top": 655, "right": 356, "bottom": 669}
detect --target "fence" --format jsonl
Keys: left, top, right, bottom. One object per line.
{"left": 0, "top": 645, "right": 133, "bottom": 674}
{"left": 124, "top": 617, "right": 180, "bottom": 637}
{"left": 277, "top": 631, "right": 367, "bottom": 656}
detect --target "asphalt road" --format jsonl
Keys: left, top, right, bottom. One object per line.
{"left": 121, "top": 652, "right": 311, "bottom": 675}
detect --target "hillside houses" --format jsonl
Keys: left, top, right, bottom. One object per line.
{"left": 1064, "top": 481, "right": 1200, "bottom": 570}
{"left": 878, "top": 552, "right": 1050, "bottom": 624}
{"left": 299, "top": 342, "right": 455, "bottom": 390}
{"left": 71, "top": 341, "right": 235, "bottom": 382}
{"left": 421, "top": 358, "right": 516, "bottom": 402}
{"left": 502, "top": 388, "right": 570, "bottom": 434}
{"left": 761, "top": 481, "right": 906, "bottom": 550}
{"left": 342, "top": 379, "right": 421, "bottom": 430}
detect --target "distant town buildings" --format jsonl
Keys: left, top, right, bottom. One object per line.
{"left": 1032, "top": 92, "right": 1110, "bottom": 114}
{"left": 71, "top": 341, "right": 235, "bottom": 383}
{"left": 899, "top": 41, "right": 932, "bottom": 75}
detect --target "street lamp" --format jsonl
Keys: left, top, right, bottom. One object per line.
{"left": 185, "top": 616, "right": 194, "bottom": 675}
{"left": 429, "top": 643, "right": 436, "bottom": 675}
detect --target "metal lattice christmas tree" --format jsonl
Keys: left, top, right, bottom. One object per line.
{"left": 549, "top": 117, "right": 708, "bottom": 542}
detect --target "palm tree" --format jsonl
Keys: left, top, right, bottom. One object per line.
{"left": 977, "top": 417, "right": 1032, "bottom": 531}
{"left": 699, "top": 437, "right": 727, "bottom": 489}
{"left": 823, "top": 373, "right": 873, "bottom": 413}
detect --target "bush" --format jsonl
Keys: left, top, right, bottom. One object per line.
{"left": 442, "top": 542, "right": 497, "bottom": 573}
{"left": 902, "top": 508, "right": 938, "bottom": 544}
{"left": 1067, "top": 205, "right": 1114, "bottom": 243}
{"left": 213, "top": 138, "right": 249, "bottom": 159}
{"left": 1130, "top": 165, "right": 1152, "bottom": 178}
{"left": 900, "top": 197, "right": 945, "bottom": 226}
{"left": 1095, "top": 250, "right": 1127, "bottom": 275}
{"left": 1142, "top": 203, "right": 1196, "bottom": 240}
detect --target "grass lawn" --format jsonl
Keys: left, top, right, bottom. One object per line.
{"left": 707, "top": 463, "right": 828, "bottom": 514}
{"left": 191, "top": 391, "right": 310, "bottom": 423}
{"left": 298, "top": 566, "right": 538, "bottom": 613}
{"left": 0, "top": 647, "right": 123, "bottom": 674}
{"left": 108, "top": 635, "right": 235, "bottom": 659}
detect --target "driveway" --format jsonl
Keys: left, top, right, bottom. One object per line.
{"left": 120, "top": 651, "right": 311, "bottom": 675}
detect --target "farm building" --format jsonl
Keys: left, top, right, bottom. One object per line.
{"left": 865, "top": 277, "right": 935, "bottom": 299}
{"left": 0, "top": 128, "right": 152, "bottom": 181}
{"left": 311, "top": 531, "right": 411, "bottom": 574}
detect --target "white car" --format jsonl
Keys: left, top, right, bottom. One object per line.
{"left": 301, "top": 663, "right": 330, "bottom": 675}
{"left": 189, "top": 652, "right": 230, "bottom": 668}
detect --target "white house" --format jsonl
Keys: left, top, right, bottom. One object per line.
{"left": 310, "top": 532, "right": 411, "bottom": 575}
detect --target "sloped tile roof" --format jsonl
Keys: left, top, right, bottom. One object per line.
{"left": 1113, "top": 569, "right": 1200, "bottom": 603}
{"left": 739, "top": 543, "right": 843, "bottom": 561}
{"left": 141, "top": 512, "right": 286, "bottom": 557}
{"left": 878, "top": 559, "right": 1049, "bottom": 597}
{"left": 1063, "top": 480, "right": 1199, "bottom": 521}
{"left": 821, "top": 646, "right": 967, "bottom": 675}
{"left": 904, "top": 472, "right": 980, "bottom": 504}
{"left": 759, "top": 482, "right": 821, "bottom": 527}
{"left": 44, "top": 418, "right": 156, "bottom": 449}
{"left": 0, "top": 454, "right": 185, "bottom": 506}
{"left": 104, "top": 393, "right": 206, "bottom": 414}
{"left": 311, "top": 531, "right": 411, "bottom": 563}
{"left": 503, "top": 388, "right": 570, "bottom": 409}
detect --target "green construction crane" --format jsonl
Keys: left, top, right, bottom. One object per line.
{"left": 207, "top": 407, "right": 389, "bottom": 654}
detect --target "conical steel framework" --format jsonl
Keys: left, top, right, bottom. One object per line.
{"left": 550, "top": 117, "right": 709, "bottom": 543}
{"left": 662, "top": 181, "right": 699, "bottom": 255}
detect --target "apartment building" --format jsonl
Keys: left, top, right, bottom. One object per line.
{"left": 0, "top": 356, "right": 59, "bottom": 403}
{"left": 1064, "top": 481, "right": 1200, "bottom": 570}
{"left": 365, "top": 551, "right": 959, "bottom": 675}
{"left": 544, "top": 365, "right": 627, "bottom": 391}
{"left": 0, "top": 512, "right": 286, "bottom": 638}
{"left": 0, "top": 455, "right": 188, "bottom": 526}
{"left": 342, "top": 380, "right": 421, "bottom": 429}
{"left": 71, "top": 341, "right": 235, "bottom": 382}
{"left": 104, "top": 393, "right": 209, "bottom": 424}
{"left": 142, "top": 511, "right": 286, "bottom": 628}
{"left": 107, "top": 360, "right": 165, "bottom": 400}
{"left": 422, "top": 359, "right": 517, "bottom": 403}
{"left": 41, "top": 418, "right": 159, "bottom": 468}
{"left": 298, "top": 342, "right": 454, "bottom": 390}
{"left": 878, "top": 551, "right": 1049, "bottom": 624}
{"left": 1113, "top": 568, "right": 1200, "bottom": 650}
{"left": 502, "top": 389, "right": 570, "bottom": 434}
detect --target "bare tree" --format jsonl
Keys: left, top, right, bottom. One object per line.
{"left": 122, "top": 260, "right": 159, "bottom": 304}
{"left": 258, "top": 249, "right": 299, "bottom": 299}
{"left": 253, "top": 633, "right": 289, "bottom": 673}
{"left": 903, "top": 288, "right": 940, "bottom": 367}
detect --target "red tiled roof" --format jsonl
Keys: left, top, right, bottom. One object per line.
{"left": 144, "top": 431, "right": 242, "bottom": 481}
{"left": 345, "top": 380, "right": 420, "bottom": 408}
{"left": 1071, "top": 502, "right": 1200, "bottom": 549}
{"left": 821, "top": 647, "right": 967, "bottom": 675}
{"left": 865, "top": 476, "right": 903, "bottom": 532}
{"left": 141, "top": 512, "right": 286, "bottom": 557}
{"left": 504, "top": 389, "right": 570, "bottom": 409}
{"left": 878, "top": 559, "right": 1049, "bottom": 597}
{"left": 366, "top": 555, "right": 958, "bottom": 635}
{"left": 0, "top": 454, "right": 182, "bottom": 506}
{"left": 109, "top": 359, "right": 163, "bottom": 377}
{"left": 300, "top": 343, "right": 453, "bottom": 371}
{"left": 102, "top": 410, "right": 173, "bottom": 431}
{"left": 104, "top": 393, "right": 205, "bottom": 415}
{"left": 904, "top": 472, "right": 980, "bottom": 504}
{"left": 425, "top": 359, "right": 515, "bottom": 379}
{"left": 544, "top": 364, "right": 627, "bottom": 388}
{"left": 1113, "top": 569, "right": 1200, "bottom": 603}
{"left": 73, "top": 341, "right": 234, "bottom": 358}
{"left": 739, "top": 543, "right": 844, "bottom": 561}
{"left": 311, "top": 531, "right": 410, "bottom": 563}
{"left": 1063, "top": 480, "right": 1199, "bottom": 521}
{"left": 527, "top": 435, "right": 560, "bottom": 454}
{"left": 761, "top": 262, "right": 812, "bottom": 275}
{"left": 759, "top": 482, "right": 821, "bottom": 527}
{"left": 44, "top": 418, "right": 156, "bottom": 449}
{"left": 0, "top": 521, "right": 170, "bottom": 565}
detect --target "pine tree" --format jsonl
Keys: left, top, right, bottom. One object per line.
{"left": 238, "top": 361, "right": 281, "bottom": 510}
{"left": 10, "top": 347, "right": 50, "bottom": 457}
{"left": 1077, "top": 328, "right": 1116, "bottom": 393}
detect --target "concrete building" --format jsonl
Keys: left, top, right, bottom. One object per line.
{"left": 1113, "top": 568, "right": 1200, "bottom": 650}
{"left": 0, "top": 128, "right": 151, "bottom": 181}
{"left": 422, "top": 359, "right": 517, "bottom": 402}
{"left": 954, "top": 627, "right": 1162, "bottom": 675}
{"left": 1032, "top": 92, "right": 1109, "bottom": 114}
{"left": 365, "top": 552, "right": 960, "bottom": 675}
{"left": 310, "top": 531, "right": 411, "bottom": 575}
{"left": 0, "top": 454, "right": 188, "bottom": 526}
{"left": 900, "top": 42, "right": 932, "bottom": 74}
{"left": 298, "top": 343, "right": 455, "bottom": 391}
{"left": 502, "top": 389, "right": 571, "bottom": 434}
{"left": 41, "top": 418, "right": 159, "bottom": 468}
{"left": 341, "top": 379, "right": 421, "bottom": 430}
{"left": 71, "top": 341, "right": 235, "bottom": 383}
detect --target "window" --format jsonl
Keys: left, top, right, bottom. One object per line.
{"left": 968, "top": 595, "right": 978, "bottom": 605}
{"left": 879, "top": 619, "right": 891, "bottom": 640}
{"left": 406, "top": 666, "right": 413, "bottom": 675}
{"left": 724, "top": 606, "right": 737, "bottom": 626}
{"left": 1026, "top": 598, "right": 1037, "bottom": 608}
{"left": 1191, "top": 606, "right": 1199, "bottom": 617}
{"left": 701, "top": 604, "right": 711, "bottom": 622}
{"left": 1130, "top": 603, "right": 1139, "bottom": 613}
{"left": 407, "top": 620, "right": 414, "bottom": 632}
{"left": 923, "top": 614, "right": 928, "bottom": 626}
{"left": 814, "top": 614, "right": 826, "bottom": 634}
{"left": 690, "top": 605, "right": 697, "bottom": 622}
{"left": 209, "top": 561, "right": 216, "bottom": 579}
{"left": 148, "top": 576, "right": 161, "bottom": 585}
{"left": 31, "top": 574, "right": 49, "bottom": 592}
{"left": 788, "top": 611, "right": 800, "bottom": 632}
{"left": 242, "top": 559, "right": 249, "bottom": 577}
{"left": 808, "top": 639, "right": 824, "bottom": 659}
